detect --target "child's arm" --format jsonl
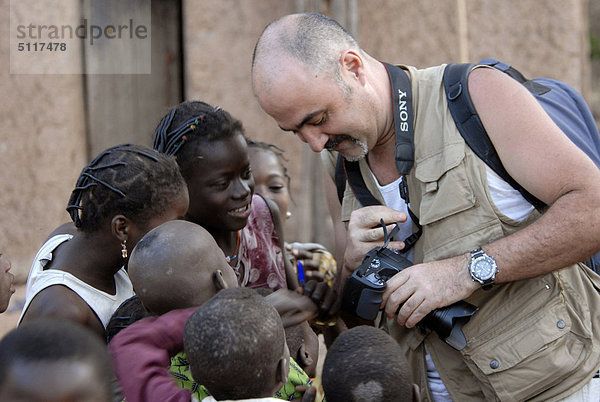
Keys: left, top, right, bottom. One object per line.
{"left": 109, "top": 307, "right": 197, "bottom": 402}
{"left": 20, "top": 285, "right": 106, "bottom": 338}
{"left": 265, "top": 289, "right": 317, "bottom": 328}
{"left": 262, "top": 195, "right": 300, "bottom": 291}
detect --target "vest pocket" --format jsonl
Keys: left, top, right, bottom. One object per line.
{"left": 415, "top": 143, "right": 476, "bottom": 226}
{"left": 463, "top": 300, "right": 590, "bottom": 401}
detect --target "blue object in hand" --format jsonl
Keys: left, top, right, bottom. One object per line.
{"left": 297, "top": 260, "right": 305, "bottom": 284}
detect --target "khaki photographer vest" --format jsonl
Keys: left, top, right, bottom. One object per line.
{"left": 338, "top": 64, "right": 600, "bottom": 401}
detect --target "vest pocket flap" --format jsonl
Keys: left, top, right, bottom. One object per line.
{"left": 415, "top": 143, "right": 476, "bottom": 225}
{"left": 414, "top": 142, "right": 465, "bottom": 182}
{"left": 468, "top": 302, "right": 572, "bottom": 376}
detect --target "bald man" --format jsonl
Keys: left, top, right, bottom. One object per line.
{"left": 252, "top": 12, "right": 600, "bottom": 401}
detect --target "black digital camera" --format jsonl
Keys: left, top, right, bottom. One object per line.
{"left": 341, "top": 223, "right": 478, "bottom": 351}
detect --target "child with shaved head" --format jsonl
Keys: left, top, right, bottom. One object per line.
{"left": 110, "top": 220, "right": 317, "bottom": 402}
{"left": 127, "top": 219, "right": 238, "bottom": 315}
{"left": 322, "top": 325, "right": 420, "bottom": 402}
{"left": 185, "top": 287, "right": 291, "bottom": 401}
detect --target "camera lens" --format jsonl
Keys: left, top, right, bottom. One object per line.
{"left": 419, "top": 301, "right": 478, "bottom": 350}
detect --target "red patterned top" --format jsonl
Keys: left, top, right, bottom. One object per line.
{"left": 236, "top": 194, "right": 287, "bottom": 290}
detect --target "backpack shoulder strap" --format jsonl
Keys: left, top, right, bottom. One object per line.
{"left": 340, "top": 156, "right": 382, "bottom": 207}
{"left": 443, "top": 62, "right": 547, "bottom": 211}
{"left": 478, "top": 58, "right": 551, "bottom": 96}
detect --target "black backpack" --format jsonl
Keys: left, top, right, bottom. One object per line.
{"left": 335, "top": 58, "right": 600, "bottom": 271}
{"left": 444, "top": 58, "right": 600, "bottom": 271}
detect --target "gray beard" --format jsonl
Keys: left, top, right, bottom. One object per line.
{"left": 324, "top": 135, "right": 368, "bottom": 161}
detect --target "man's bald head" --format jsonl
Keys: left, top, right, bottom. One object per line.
{"left": 252, "top": 12, "right": 386, "bottom": 160}
{"left": 128, "top": 220, "right": 237, "bottom": 315}
{"left": 252, "top": 12, "right": 360, "bottom": 92}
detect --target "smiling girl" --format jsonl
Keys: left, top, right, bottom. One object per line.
{"left": 153, "top": 101, "right": 297, "bottom": 291}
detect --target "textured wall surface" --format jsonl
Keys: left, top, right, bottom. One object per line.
{"left": 359, "top": 0, "right": 589, "bottom": 91}
{"left": 1, "top": 0, "right": 87, "bottom": 280}
{"left": 358, "top": 0, "right": 462, "bottom": 67}
{"left": 465, "top": 0, "right": 589, "bottom": 93}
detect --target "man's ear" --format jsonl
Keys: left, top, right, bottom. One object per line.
{"left": 340, "top": 50, "right": 365, "bottom": 84}
{"left": 213, "top": 269, "right": 229, "bottom": 291}
{"left": 297, "top": 344, "right": 314, "bottom": 369}
{"left": 111, "top": 215, "right": 130, "bottom": 242}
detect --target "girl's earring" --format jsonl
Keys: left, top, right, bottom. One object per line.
{"left": 121, "top": 240, "right": 128, "bottom": 259}
{"left": 286, "top": 211, "right": 292, "bottom": 219}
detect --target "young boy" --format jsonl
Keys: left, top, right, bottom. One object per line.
{"left": 0, "top": 319, "right": 115, "bottom": 401}
{"left": 184, "top": 287, "right": 291, "bottom": 401}
{"left": 110, "top": 219, "right": 316, "bottom": 401}
{"left": 322, "top": 325, "right": 421, "bottom": 402}
{"left": 126, "top": 219, "right": 238, "bottom": 315}
{"left": 255, "top": 287, "right": 320, "bottom": 380}
{"left": 284, "top": 313, "right": 320, "bottom": 379}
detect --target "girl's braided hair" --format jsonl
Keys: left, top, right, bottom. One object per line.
{"left": 152, "top": 100, "right": 245, "bottom": 176}
{"left": 66, "top": 143, "right": 186, "bottom": 233}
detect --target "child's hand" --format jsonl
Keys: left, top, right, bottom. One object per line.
{"left": 302, "top": 280, "right": 337, "bottom": 319}
{"left": 292, "top": 385, "right": 317, "bottom": 402}
{"left": 265, "top": 289, "right": 318, "bottom": 328}
{"left": 290, "top": 247, "right": 324, "bottom": 282}
{"left": 287, "top": 242, "right": 336, "bottom": 286}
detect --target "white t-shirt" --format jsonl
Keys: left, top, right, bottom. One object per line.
{"left": 370, "top": 173, "right": 415, "bottom": 262}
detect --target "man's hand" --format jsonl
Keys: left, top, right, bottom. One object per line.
{"left": 381, "top": 254, "right": 479, "bottom": 327}
{"left": 344, "top": 206, "right": 407, "bottom": 271}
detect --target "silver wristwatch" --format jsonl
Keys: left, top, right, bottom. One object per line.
{"left": 468, "top": 248, "right": 498, "bottom": 290}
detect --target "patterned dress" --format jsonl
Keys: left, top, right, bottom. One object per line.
{"left": 235, "top": 194, "right": 287, "bottom": 290}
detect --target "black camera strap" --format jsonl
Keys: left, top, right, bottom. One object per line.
{"left": 338, "top": 63, "right": 422, "bottom": 251}
{"left": 384, "top": 63, "right": 422, "bottom": 250}
{"left": 380, "top": 218, "right": 400, "bottom": 250}
{"left": 383, "top": 62, "right": 415, "bottom": 176}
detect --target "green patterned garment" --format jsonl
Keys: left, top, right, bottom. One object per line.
{"left": 169, "top": 353, "right": 312, "bottom": 401}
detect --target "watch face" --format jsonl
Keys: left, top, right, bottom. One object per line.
{"left": 472, "top": 257, "right": 495, "bottom": 280}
